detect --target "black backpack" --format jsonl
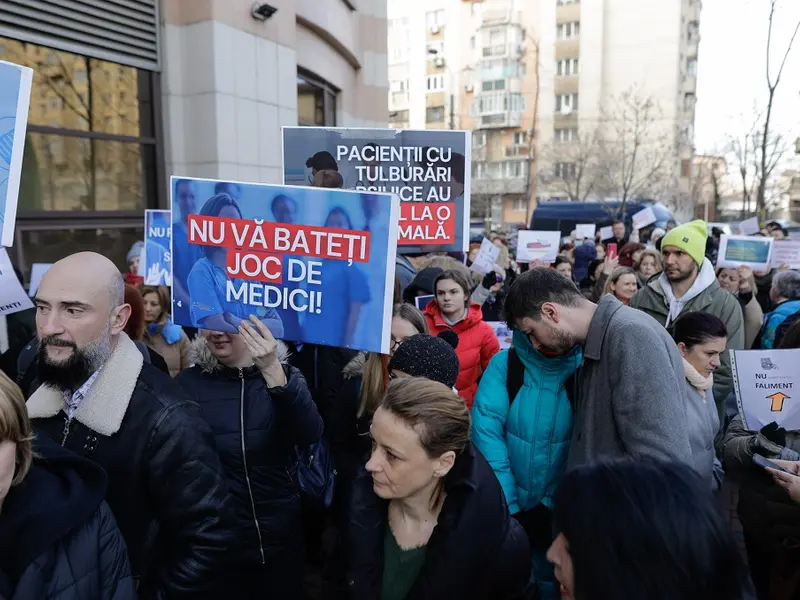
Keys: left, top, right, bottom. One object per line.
{"left": 505, "top": 347, "right": 577, "bottom": 410}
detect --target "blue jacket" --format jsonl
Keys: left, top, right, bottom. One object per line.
{"left": 471, "top": 330, "right": 582, "bottom": 514}
{"left": 761, "top": 299, "right": 800, "bottom": 349}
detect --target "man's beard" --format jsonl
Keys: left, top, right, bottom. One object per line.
{"left": 36, "top": 328, "right": 113, "bottom": 392}
{"left": 665, "top": 264, "right": 697, "bottom": 283}
{"left": 537, "top": 322, "right": 577, "bottom": 356}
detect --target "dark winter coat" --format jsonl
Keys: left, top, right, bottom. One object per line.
{"left": 347, "top": 442, "right": 531, "bottom": 600}
{"left": 0, "top": 437, "right": 136, "bottom": 600}
{"left": 175, "top": 337, "right": 323, "bottom": 568}
{"left": 27, "top": 333, "right": 234, "bottom": 600}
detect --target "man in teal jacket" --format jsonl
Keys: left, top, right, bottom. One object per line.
{"left": 471, "top": 329, "right": 581, "bottom": 600}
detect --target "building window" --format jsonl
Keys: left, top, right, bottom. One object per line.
{"left": 426, "top": 74, "right": 445, "bottom": 92}
{"left": 389, "top": 46, "right": 409, "bottom": 64}
{"left": 298, "top": 69, "right": 338, "bottom": 126}
{"left": 555, "top": 93, "right": 579, "bottom": 113}
{"left": 684, "top": 92, "right": 696, "bottom": 111}
{"left": 473, "top": 131, "right": 488, "bottom": 146}
{"left": 555, "top": 162, "right": 577, "bottom": 179}
{"left": 512, "top": 197, "right": 527, "bottom": 211}
{"left": 680, "top": 125, "right": 694, "bottom": 145}
{"left": 1, "top": 37, "right": 160, "bottom": 277}
{"left": 687, "top": 21, "right": 699, "bottom": 42}
{"left": 556, "top": 22, "right": 580, "bottom": 40}
{"left": 512, "top": 131, "right": 527, "bottom": 145}
{"left": 556, "top": 58, "right": 579, "bottom": 76}
{"left": 426, "top": 106, "right": 446, "bottom": 123}
{"left": 681, "top": 159, "right": 692, "bottom": 178}
{"left": 472, "top": 92, "right": 526, "bottom": 115}
{"left": 687, "top": 58, "right": 697, "bottom": 76}
{"left": 481, "top": 79, "right": 506, "bottom": 91}
{"left": 390, "top": 79, "right": 409, "bottom": 93}
{"left": 554, "top": 127, "right": 578, "bottom": 143}
{"left": 426, "top": 41, "right": 444, "bottom": 58}
{"left": 427, "top": 10, "right": 445, "bottom": 29}
{"left": 557, "top": 0, "right": 579, "bottom": 4}
{"left": 507, "top": 161, "right": 526, "bottom": 178}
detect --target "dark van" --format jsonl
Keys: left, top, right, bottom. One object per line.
{"left": 530, "top": 200, "right": 676, "bottom": 238}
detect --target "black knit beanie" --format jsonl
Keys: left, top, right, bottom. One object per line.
{"left": 388, "top": 333, "right": 460, "bottom": 389}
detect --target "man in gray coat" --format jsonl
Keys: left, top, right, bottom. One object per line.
{"left": 504, "top": 267, "right": 692, "bottom": 468}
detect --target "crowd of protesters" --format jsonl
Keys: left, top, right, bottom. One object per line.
{"left": 0, "top": 215, "right": 799, "bottom": 600}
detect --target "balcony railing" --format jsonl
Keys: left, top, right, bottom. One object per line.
{"left": 505, "top": 144, "right": 530, "bottom": 158}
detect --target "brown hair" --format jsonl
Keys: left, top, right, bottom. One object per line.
{"left": 602, "top": 266, "right": 637, "bottom": 297}
{"left": 138, "top": 285, "right": 171, "bottom": 338}
{"left": 415, "top": 255, "right": 471, "bottom": 281}
{"left": 380, "top": 377, "right": 471, "bottom": 507}
{"left": 0, "top": 372, "right": 35, "bottom": 486}
{"left": 434, "top": 269, "right": 472, "bottom": 309}
{"left": 358, "top": 304, "right": 428, "bottom": 418}
{"left": 123, "top": 284, "right": 145, "bottom": 341}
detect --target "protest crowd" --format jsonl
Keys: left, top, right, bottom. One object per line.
{"left": 1, "top": 117, "right": 800, "bottom": 600}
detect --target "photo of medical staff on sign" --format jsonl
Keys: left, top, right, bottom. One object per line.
{"left": 282, "top": 127, "right": 471, "bottom": 253}
{"left": 169, "top": 177, "right": 400, "bottom": 354}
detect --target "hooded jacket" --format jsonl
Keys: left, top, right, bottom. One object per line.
{"left": 402, "top": 268, "right": 443, "bottom": 305}
{"left": 0, "top": 437, "right": 136, "bottom": 600}
{"left": 573, "top": 242, "right": 597, "bottom": 283}
{"left": 424, "top": 302, "right": 500, "bottom": 408}
{"left": 346, "top": 442, "right": 531, "bottom": 600}
{"left": 471, "top": 330, "right": 582, "bottom": 514}
{"left": 759, "top": 299, "right": 800, "bottom": 349}
{"left": 175, "top": 336, "right": 323, "bottom": 569}
{"left": 27, "top": 333, "right": 234, "bottom": 600}
{"left": 629, "top": 260, "right": 744, "bottom": 413}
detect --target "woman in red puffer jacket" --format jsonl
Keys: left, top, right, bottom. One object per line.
{"left": 424, "top": 269, "right": 500, "bottom": 408}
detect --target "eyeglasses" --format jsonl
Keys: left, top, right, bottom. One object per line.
{"left": 390, "top": 337, "right": 401, "bottom": 352}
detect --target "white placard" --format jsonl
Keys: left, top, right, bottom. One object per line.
{"left": 575, "top": 224, "right": 596, "bottom": 240}
{"left": 599, "top": 226, "right": 614, "bottom": 241}
{"left": 716, "top": 234, "right": 773, "bottom": 271}
{"left": 487, "top": 321, "right": 512, "bottom": 351}
{"left": 470, "top": 237, "right": 500, "bottom": 275}
{"left": 632, "top": 207, "right": 657, "bottom": 230}
{"left": 28, "top": 263, "right": 52, "bottom": 297}
{"left": 517, "top": 230, "right": 561, "bottom": 263}
{"left": 0, "top": 247, "right": 34, "bottom": 316}
{"left": 0, "top": 61, "right": 34, "bottom": 247}
{"left": 770, "top": 240, "right": 800, "bottom": 269}
{"left": 732, "top": 349, "right": 800, "bottom": 431}
{"left": 738, "top": 216, "right": 761, "bottom": 236}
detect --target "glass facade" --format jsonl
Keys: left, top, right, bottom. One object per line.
{"left": 0, "top": 37, "right": 160, "bottom": 278}
{"left": 297, "top": 69, "right": 337, "bottom": 127}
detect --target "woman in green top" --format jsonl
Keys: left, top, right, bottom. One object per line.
{"left": 346, "top": 377, "right": 531, "bottom": 600}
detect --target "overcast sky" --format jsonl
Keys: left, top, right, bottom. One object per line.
{"left": 695, "top": 0, "right": 800, "bottom": 155}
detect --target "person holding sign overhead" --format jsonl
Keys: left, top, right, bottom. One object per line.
{"left": 630, "top": 220, "right": 744, "bottom": 413}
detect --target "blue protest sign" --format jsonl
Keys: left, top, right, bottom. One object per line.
{"left": 282, "top": 127, "right": 471, "bottom": 253}
{"left": 170, "top": 177, "right": 400, "bottom": 354}
{"left": 0, "top": 60, "right": 33, "bottom": 247}
{"left": 144, "top": 209, "right": 172, "bottom": 285}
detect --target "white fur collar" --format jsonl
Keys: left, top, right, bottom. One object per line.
{"left": 26, "top": 333, "right": 144, "bottom": 436}
{"left": 188, "top": 334, "right": 291, "bottom": 373}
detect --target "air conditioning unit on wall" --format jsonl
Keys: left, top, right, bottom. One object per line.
{"left": 434, "top": 57, "right": 445, "bottom": 67}
{"left": 430, "top": 25, "right": 441, "bottom": 34}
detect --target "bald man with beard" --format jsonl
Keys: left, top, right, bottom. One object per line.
{"left": 26, "top": 252, "right": 234, "bottom": 599}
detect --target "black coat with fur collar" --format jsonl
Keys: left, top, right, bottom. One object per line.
{"left": 27, "top": 333, "right": 235, "bottom": 600}
{"left": 347, "top": 442, "right": 531, "bottom": 600}
{"left": 175, "top": 337, "right": 323, "bottom": 567}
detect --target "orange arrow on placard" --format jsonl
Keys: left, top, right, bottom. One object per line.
{"left": 767, "top": 392, "right": 790, "bottom": 412}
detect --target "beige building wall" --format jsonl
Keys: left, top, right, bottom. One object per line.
{"left": 161, "top": 0, "right": 388, "bottom": 183}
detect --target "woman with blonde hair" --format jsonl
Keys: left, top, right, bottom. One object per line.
{"left": 602, "top": 266, "right": 639, "bottom": 306}
{"left": 347, "top": 377, "right": 530, "bottom": 599}
{"left": 0, "top": 372, "right": 135, "bottom": 599}
{"left": 635, "top": 248, "right": 662, "bottom": 287}
{"left": 139, "top": 284, "right": 192, "bottom": 376}
{"left": 716, "top": 266, "right": 763, "bottom": 349}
